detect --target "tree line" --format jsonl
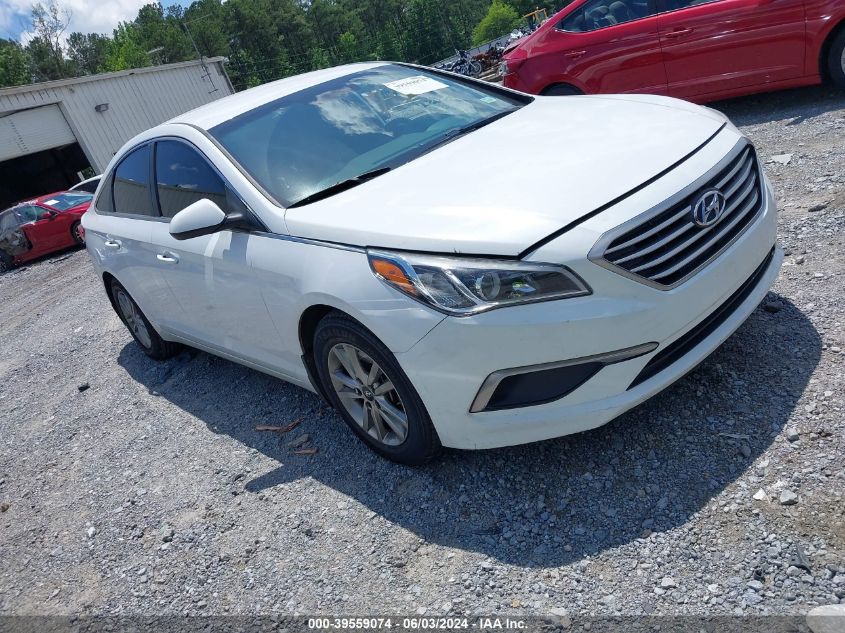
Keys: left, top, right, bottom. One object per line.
{"left": 0, "top": 0, "right": 557, "bottom": 91}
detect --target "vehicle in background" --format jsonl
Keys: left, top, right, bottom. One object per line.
{"left": 502, "top": 0, "right": 845, "bottom": 101}
{"left": 69, "top": 175, "right": 102, "bottom": 194}
{"left": 84, "top": 63, "right": 782, "bottom": 464}
{"left": 0, "top": 191, "right": 92, "bottom": 272}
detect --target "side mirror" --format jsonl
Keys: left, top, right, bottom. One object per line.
{"left": 40, "top": 211, "right": 56, "bottom": 220}
{"left": 169, "top": 199, "right": 227, "bottom": 240}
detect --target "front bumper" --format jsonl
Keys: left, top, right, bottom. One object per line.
{"left": 396, "top": 131, "right": 781, "bottom": 450}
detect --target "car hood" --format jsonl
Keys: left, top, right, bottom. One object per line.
{"left": 283, "top": 94, "right": 728, "bottom": 256}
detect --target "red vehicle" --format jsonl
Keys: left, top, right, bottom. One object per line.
{"left": 502, "top": 0, "right": 845, "bottom": 102}
{"left": 0, "top": 191, "right": 92, "bottom": 272}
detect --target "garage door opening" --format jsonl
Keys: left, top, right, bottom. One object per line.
{"left": 0, "top": 142, "right": 92, "bottom": 209}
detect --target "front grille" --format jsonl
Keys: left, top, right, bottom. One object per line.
{"left": 628, "top": 247, "right": 775, "bottom": 389}
{"left": 599, "top": 145, "right": 763, "bottom": 288}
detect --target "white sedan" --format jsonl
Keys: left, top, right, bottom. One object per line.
{"left": 82, "top": 62, "right": 782, "bottom": 464}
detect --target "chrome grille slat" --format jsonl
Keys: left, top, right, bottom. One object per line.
{"left": 604, "top": 204, "right": 691, "bottom": 256}
{"left": 715, "top": 148, "right": 753, "bottom": 189}
{"left": 650, "top": 189, "right": 761, "bottom": 281}
{"left": 598, "top": 144, "right": 765, "bottom": 289}
{"left": 613, "top": 218, "right": 698, "bottom": 265}
{"left": 629, "top": 171, "right": 758, "bottom": 274}
{"left": 723, "top": 158, "right": 754, "bottom": 198}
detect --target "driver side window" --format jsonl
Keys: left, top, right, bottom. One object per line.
{"left": 559, "top": 0, "right": 654, "bottom": 32}
{"left": 16, "top": 205, "right": 43, "bottom": 224}
{"left": 154, "top": 140, "right": 228, "bottom": 219}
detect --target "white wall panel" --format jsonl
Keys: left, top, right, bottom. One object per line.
{"left": 0, "top": 104, "right": 75, "bottom": 162}
{"left": 0, "top": 59, "right": 233, "bottom": 172}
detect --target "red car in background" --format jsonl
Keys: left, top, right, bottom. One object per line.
{"left": 0, "top": 191, "right": 92, "bottom": 272}
{"left": 502, "top": 0, "right": 845, "bottom": 101}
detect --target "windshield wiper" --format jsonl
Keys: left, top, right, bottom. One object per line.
{"left": 288, "top": 167, "right": 392, "bottom": 208}
{"left": 421, "top": 109, "right": 516, "bottom": 155}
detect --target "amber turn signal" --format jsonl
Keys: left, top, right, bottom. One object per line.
{"left": 370, "top": 257, "right": 418, "bottom": 296}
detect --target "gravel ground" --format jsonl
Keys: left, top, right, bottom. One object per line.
{"left": 0, "top": 85, "right": 843, "bottom": 622}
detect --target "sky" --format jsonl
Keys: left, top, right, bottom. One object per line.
{"left": 1, "top": 0, "right": 184, "bottom": 43}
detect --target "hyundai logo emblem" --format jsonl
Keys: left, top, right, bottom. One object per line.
{"left": 692, "top": 189, "right": 727, "bottom": 227}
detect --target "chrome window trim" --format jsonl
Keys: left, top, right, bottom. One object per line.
{"left": 588, "top": 138, "right": 760, "bottom": 291}
{"left": 469, "top": 342, "right": 658, "bottom": 413}
{"left": 95, "top": 134, "right": 266, "bottom": 232}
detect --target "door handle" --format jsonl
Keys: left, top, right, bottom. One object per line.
{"left": 564, "top": 50, "right": 586, "bottom": 59}
{"left": 664, "top": 28, "right": 693, "bottom": 39}
{"left": 156, "top": 252, "right": 179, "bottom": 264}
{"left": 104, "top": 240, "right": 121, "bottom": 250}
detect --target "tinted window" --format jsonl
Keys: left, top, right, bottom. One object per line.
{"left": 559, "top": 0, "right": 654, "bottom": 32}
{"left": 113, "top": 145, "right": 155, "bottom": 217}
{"left": 16, "top": 205, "right": 44, "bottom": 223}
{"left": 210, "top": 64, "right": 527, "bottom": 207}
{"left": 39, "top": 192, "right": 93, "bottom": 211}
{"left": 155, "top": 141, "right": 228, "bottom": 218}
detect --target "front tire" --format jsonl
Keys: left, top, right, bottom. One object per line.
{"left": 827, "top": 29, "right": 845, "bottom": 89}
{"left": 70, "top": 221, "right": 84, "bottom": 246}
{"left": 109, "top": 280, "right": 181, "bottom": 360}
{"left": 313, "top": 313, "right": 441, "bottom": 465}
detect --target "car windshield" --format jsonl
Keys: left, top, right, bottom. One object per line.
{"left": 40, "top": 192, "right": 94, "bottom": 211}
{"left": 209, "top": 64, "right": 528, "bottom": 207}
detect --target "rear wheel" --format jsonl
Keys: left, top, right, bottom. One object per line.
{"left": 70, "top": 221, "right": 84, "bottom": 246}
{"left": 827, "top": 29, "right": 845, "bottom": 89}
{"left": 109, "top": 280, "right": 181, "bottom": 360}
{"left": 314, "top": 313, "right": 441, "bottom": 465}
{"left": 0, "top": 251, "right": 12, "bottom": 274}
{"left": 542, "top": 83, "right": 582, "bottom": 96}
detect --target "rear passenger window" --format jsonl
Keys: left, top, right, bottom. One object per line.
{"left": 113, "top": 145, "right": 155, "bottom": 217}
{"left": 155, "top": 141, "right": 228, "bottom": 218}
{"left": 559, "top": 0, "right": 654, "bottom": 32}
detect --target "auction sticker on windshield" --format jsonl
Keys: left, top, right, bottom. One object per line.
{"left": 385, "top": 76, "right": 448, "bottom": 96}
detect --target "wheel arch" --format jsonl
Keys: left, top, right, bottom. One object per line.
{"left": 102, "top": 271, "right": 120, "bottom": 312}
{"left": 819, "top": 17, "right": 845, "bottom": 80}
{"left": 298, "top": 303, "right": 345, "bottom": 403}
{"left": 540, "top": 81, "right": 584, "bottom": 96}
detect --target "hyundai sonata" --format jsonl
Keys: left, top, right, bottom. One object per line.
{"left": 82, "top": 63, "right": 782, "bottom": 464}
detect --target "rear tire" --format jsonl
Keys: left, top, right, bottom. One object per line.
{"left": 0, "top": 251, "right": 12, "bottom": 274}
{"left": 827, "top": 29, "right": 845, "bottom": 89}
{"left": 542, "top": 83, "right": 582, "bottom": 96}
{"left": 313, "top": 312, "right": 441, "bottom": 465}
{"left": 70, "top": 221, "right": 84, "bottom": 246}
{"left": 109, "top": 279, "right": 181, "bottom": 360}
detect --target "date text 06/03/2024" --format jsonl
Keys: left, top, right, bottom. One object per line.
{"left": 307, "top": 617, "right": 528, "bottom": 630}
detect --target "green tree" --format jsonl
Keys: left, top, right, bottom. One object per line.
{"left": 67, "top": 32, "right": 110, "bottom": 74}
{"left": 0, "top": 40, "right": 31, "bottom": 87}
{"left": 27, "top": 0, "right": 72, "bottom": 80}
{"left": 472, "top": 0, "right": 521, "bottom": 45}
{"left": 103, "top": 23, "right": 150, "bottom": 71}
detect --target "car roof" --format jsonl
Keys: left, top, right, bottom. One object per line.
{"left": 168, "top": 62, "right": 389, "bottom": 131}
{"left": 34, "top": 191, "right": 93, "bottom": 206}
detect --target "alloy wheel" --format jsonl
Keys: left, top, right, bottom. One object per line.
{"left": 73, "top": 223, "right": 85, "bottom": 244}
{"left": 115, "top": 288, "right": 153, "bottom": 349}
{"left": 327, "top": 343, "right": 409, "bottom": 446}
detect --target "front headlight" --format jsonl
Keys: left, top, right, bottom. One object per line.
{"left": 368, "top": 250, "right": 591, "bottom": 316}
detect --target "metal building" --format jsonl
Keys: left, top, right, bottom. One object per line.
{"left": 0, "top": 57, "right": 233, "bottom": 207}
